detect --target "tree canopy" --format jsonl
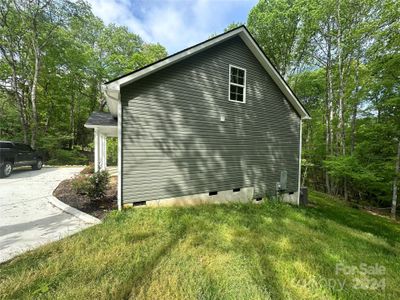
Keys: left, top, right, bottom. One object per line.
{"left": 0, "top": 0, "right": 166, "bottom": 151}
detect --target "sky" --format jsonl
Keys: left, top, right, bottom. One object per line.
{"left": 86, "top": 0, "right": 258, "bottom": 54}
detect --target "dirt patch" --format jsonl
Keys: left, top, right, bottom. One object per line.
{"left": 53, "top": 176, "right": 117, "bottom": 220}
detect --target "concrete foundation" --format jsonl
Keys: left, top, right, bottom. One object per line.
{"left": 123, "top": 189, "right": 300, "bottom": 208}
{"left": 282, "top": 192, "right": 299, "bottom": 205}
{"left": 125, "top": 187, "right": 255, "bottom": 207}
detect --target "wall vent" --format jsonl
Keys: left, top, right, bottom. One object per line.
{"left": 233, "top": 188, "right": 241, "bottom": 192}
{"left": 209, "top": 191, "right": 218, "bottom": 196}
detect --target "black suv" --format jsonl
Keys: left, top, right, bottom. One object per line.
{"left": 0, "top": 141, "right": 43, "bottom": 177}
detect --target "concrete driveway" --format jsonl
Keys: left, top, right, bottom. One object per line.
{"left": 0, "top": 167, "right": 94, "bottom": 263}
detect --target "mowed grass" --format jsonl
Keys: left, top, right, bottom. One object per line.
{"left": 0, "top": 191, "right": 399, "bottom": 299}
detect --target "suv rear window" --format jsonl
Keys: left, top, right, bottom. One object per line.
{"left": 0, "top": 142, "right": 13, "bottom": 148}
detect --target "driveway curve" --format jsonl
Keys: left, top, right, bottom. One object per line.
{"left": 0, "top": 167, "right": 94, "bottom": 263}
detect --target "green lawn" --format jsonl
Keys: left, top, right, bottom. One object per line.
{"left": 0, "top": 191, "right": 399, "bottom": 299}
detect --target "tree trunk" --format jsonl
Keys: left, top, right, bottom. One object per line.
{"left": 325, "top": 20, "right": 334, "bottom": 194}
{"left": 391, "top": 139, "right": 400, "bottom": 219}
{"left": 351, "top": 59, "right": 360, "bottom": 154}
{"left": 10, "top": 65, "right": 29, "bottom": 143}
{"left": 336, "top": 0, "right": 348, "bottom": 201}
{"left": 30, "top": 43, "right": 40, "bottom": 149}
{"left": 350, "top": 104, "right": 358, "bottom": 154}
{"left": 69, "top": 93, "right": 75, "bottom": 149}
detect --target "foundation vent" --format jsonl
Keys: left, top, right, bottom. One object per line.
{"left": 209, "top": 191, "right": 218, "bottom": 196}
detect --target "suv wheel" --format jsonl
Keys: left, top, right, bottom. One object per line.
{"left": 32, "top": 159, "right": 43, "bottom": 170}
{"left": 0, "top": 162, "right": 13, "bottom": 178}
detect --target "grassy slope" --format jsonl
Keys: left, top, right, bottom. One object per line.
{"left": 0, "top": 191, "right": 399, "bottom": 299}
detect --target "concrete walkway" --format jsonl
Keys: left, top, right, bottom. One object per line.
{"left": 0, "top": 167, "right": 95, "bottom": 263}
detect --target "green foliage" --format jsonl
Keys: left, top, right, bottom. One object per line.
{"left": 248, "top": 0, "right": 311, "bottom": 76}
{"left": 46, "top": 149, "right": 89, "bottom": 165}
{"left": 249, "top": 0, "right": 400, "bottom": 207}
{"left": 87, "top": 170, "right": 109, "bottom": 199}
{"left": 71, "top": 170, "right": 109, "bottom": 199}
{"left": 0, "top": 0, "right": 167, "bottom": 150}
{"left": 224, "top": 22, "right": 244, "bottom": 32}
{"left": 324, "top": 155, "right": 378, "bottom": 183}
{"left": 107, "top": 137, "right": 118, "bottom": 166}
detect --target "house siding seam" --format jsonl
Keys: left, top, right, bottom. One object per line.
{"left": 121, "top": 36, "right": 300, "bottom": 203}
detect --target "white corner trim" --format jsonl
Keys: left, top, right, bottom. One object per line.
{"left": 117, "top": 98, "right": 122, "bottom": 211}
{"left": 94, "top": 128, "right": 99, "bottom": 172}
{"left": 297, "top": 120, "right": 303, "bottom": 205}
{"left": 47, "top": 196, "right": 101, "bottom": 224}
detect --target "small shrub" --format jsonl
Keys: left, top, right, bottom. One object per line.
{"left": 71, "top": 170, "right": 110, "bottom": 199}
{"left": 71, "top": 175, "right": 91, "bottom": 195}
{"left": 87, "top": 170, "right": 110, "bottom": 199}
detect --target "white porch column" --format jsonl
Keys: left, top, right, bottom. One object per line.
{"left": 94, "top": 129, "right": 107, "bottom": 172}
{"left": 100, "top": 133, "right": 107, "bottom": 171}
{"left": 94, "top": 128, "right": 100, "bottom": 172}
{"left": 101, "top": 134, "right": 107, "bottom": 170}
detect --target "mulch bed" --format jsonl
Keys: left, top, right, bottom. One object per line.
{"left": 53, "top": 176, "right": 117, "bottom": 220}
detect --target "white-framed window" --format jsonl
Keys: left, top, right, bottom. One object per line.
{"left": 229, "top": 65, "right": 246, "bottom": 103}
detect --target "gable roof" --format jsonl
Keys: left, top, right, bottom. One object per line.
{"left": 104, "top": 26, "right": 310, "bottom": 119}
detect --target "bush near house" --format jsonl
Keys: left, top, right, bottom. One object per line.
{"left": 71, "top": 170, "right": 109, "bottom": 199}
{"left": 0, "top": 191, "right": 399, "bottom": 299}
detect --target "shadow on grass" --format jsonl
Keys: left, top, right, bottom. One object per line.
{"left": 1, "top": 196, "right": 399, "bottom": 299}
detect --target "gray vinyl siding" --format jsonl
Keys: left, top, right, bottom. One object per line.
{"left": 121, "top": 36, "right": 300, "bottom": 203}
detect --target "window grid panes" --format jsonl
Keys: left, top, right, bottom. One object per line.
{"left": 229, "top": 66, "right": 246, "bottom": 103}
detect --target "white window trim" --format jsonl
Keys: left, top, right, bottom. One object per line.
{"left": 228, "top": 64, "right": 246, "bottom": 103}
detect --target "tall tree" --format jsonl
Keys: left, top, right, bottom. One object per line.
{"left": 248, "top": 0, "right": 311, "bottom": 77}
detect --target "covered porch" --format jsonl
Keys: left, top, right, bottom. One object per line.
{"left": 85, "top": 111, "right": 121, "bottom": 209}
{"left": 84, "top": 111, "right": 118, "bottom": 172}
